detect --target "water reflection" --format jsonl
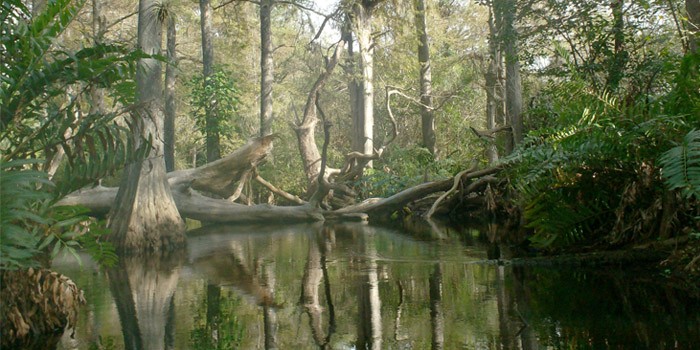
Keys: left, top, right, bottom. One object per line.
{"left": 300, "top": 227, "right": 335, "bottom": 348}
{"left": 106, "top": 250, "right": 184, "bottom": 350}
{"left": 54, "top": 223, "right": 700, "bottom": 349}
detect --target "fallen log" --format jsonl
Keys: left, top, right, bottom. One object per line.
{"left": 57, "top": 133, "right": 502, "bottom": 223}
{"left": 167, "top": 135, "right": 275, "bottom": 198}
{"left": 334, "top": 166, "right": 502, "bottom": 217}
{"left": 58, "top": 185, "right": 325, "bottom": 224}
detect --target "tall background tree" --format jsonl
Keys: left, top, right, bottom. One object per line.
{"left": 165, "top": 4, "right": 177, "bottom": 172}
{"left": 200, "top": 0, "right": 220, "bottom": 161}
{"left": 260, "top": 0, "right": 275, "bottom": 137}
{"left": 414, "top": 0, "right": 437, "bottom": 156}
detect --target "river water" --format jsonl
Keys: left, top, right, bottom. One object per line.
{"left": 53, "top": 222, "right": 700, "bottom": 349}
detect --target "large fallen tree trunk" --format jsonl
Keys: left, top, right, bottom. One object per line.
{"left": 59, "top": 131, "right": 503, "bottom": 224}
{"left": 59, "top": 185, "right": 325, "bottom": 223}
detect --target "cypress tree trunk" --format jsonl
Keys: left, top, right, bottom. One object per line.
{"left": 200, "top": 0, "right": 220, "bottom": 162}
{"left": 414, "top": 0, "right": 437, "bottom": 156}
{"left": 260, "top": 0, "right": 274, "bottom": 137}
{"left": 107, "top": 0, "right": 185, "bottom": 252}
{"left": 165, "top": 16, "right": 177, "bottom": 172}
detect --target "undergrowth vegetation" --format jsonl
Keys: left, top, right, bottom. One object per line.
{"left": 1, "top": 0, "right": 139, "bottom": 270}
{"left": 504, "top": 53, "right": 700, "bottom": 258}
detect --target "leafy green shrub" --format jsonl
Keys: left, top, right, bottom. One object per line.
{"left": 187, "top": 66, "right": 243, "bottom": 154}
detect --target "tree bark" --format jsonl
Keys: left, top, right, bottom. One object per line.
{"left": 688, "top": 0, "right": 700, "bottom": 53}
{"left": 107, "top": 0, "right": 185, "bottom": 253}
{"left": 485, "top": 5, "right": 501, "bottom": 164}
{"left": 350, "top": 1, "right": 378, "bottom": 164}
{"left": 342, "top": 17, "right": 364, "bottom": 155}
{"left": 294, "top": 42, "right": 345, "bottom": 187}
{"left": 200, "top": 0, "right": 220, "bottom": 162}
{"left": 260, "top": 0, "right": 274, "bottom": 137}
{"left": 165, "top": 16, "right": 177, "bottom": 172}
{"left": 501, "top": 0, "right": 523, "bottom": 153}
{"left": 414, "top": 0, "right": 437, "bottom": 156}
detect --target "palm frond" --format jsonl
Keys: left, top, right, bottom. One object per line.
{"left": 660, "top": 129, "right": 700, "bottom": 199}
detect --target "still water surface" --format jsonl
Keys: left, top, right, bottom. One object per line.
{"left": 53, "top": 222, "right": 700, "bottom": 349}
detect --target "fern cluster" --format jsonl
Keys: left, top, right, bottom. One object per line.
{"left": 0, "top": 0, "right": 150, "bottom": 269}
{"left": 505, "top": 56, "right": 700, "bottom": 249}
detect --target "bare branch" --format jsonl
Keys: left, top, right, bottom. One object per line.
{"left": 469, "top": 125, "right": 512, "bottom": 140}
{"left": 107, "top": 11, "right": 137, "bottom": 30}
{"left": 215, "top": 0, "right": 259, "bottom": 10}
{"left": 253, "top": 171, "right": 306, "bottom": 204}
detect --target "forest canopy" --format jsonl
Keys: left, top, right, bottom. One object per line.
{"left": 1, "top": 0, "right": 699, "bottom": 267}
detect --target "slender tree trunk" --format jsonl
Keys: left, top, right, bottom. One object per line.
{"left": 165, "top": 17, "right": 177, "bottom": 172}
{"left": 607, "top": 0, "right": 626, "bottom": 91}
{"left": 485, "top": 6, "right": 500, "bottom": 164}
{"left": 342, "top": 17, "right": 363, "bottom": 154}
{"left": 90, "top": 0, "right": 106, "bottom": 116}
{"left": 351, "top": 2, "right": 376, "bottom": 162}
{"left": 260, "top": 0, "right": 274, "bottom": 137}
{"left": 688, "top": 0, "right": 700, "bottom": 53}
{"left": 414, "top": 0, "right": 436, "bottom": 156}
{"left": 501, "top": 0, "right": 523, "bottom": 153}
{"left": 108, "top": 0, "right": 185, "bottom": 252}
{"left": 200, "top": 0, "right": 220, "bottom": 162}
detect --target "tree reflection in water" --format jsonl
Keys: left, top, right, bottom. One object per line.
{"left": 356, "top": 228, "right": 383, "bottom": 350}
{"left": 106, "top": 249, "right": 184, "bottom": 350}
{"left": 55, "top": 222, "right": 700, "bottom": 349}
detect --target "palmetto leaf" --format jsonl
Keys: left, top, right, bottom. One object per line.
{"left": 660, "top": 129, "right": 700, "bottom": 199}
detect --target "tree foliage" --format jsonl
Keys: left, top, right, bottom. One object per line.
{"left": 188, "top": 66, "right": 242, "bottom": 151}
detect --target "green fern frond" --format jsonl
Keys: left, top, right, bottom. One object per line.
{"left": 0, "top": 159, "right": 51, "bottom": 269}
{"left": 660, "top": 129, "right": 700, "bottom": 199}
